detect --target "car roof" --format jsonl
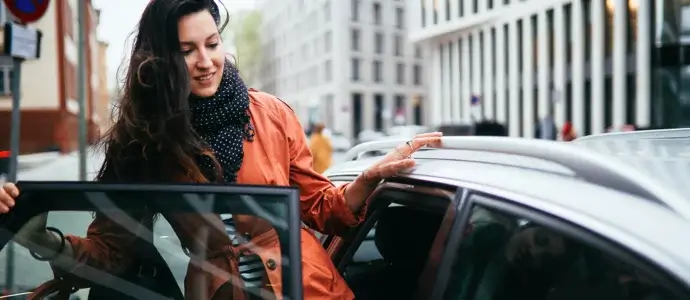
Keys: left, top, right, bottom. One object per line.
{"left": 326, "top": 135, "right": 690, "bottom": 283}
{"left": 330, "top": 136, "right": 690, "bottom": 216}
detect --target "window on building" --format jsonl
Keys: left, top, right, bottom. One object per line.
{"left": 422, "top": 0, "right": 427, "bottom": 27}
{"left": 323, "top": 2, "right": 331, "bottom": 22}
{"left": 395, "top": 7, "right": 405, "bottom": 29}
{"left": 324, "top": 60, "right": 332, "bottom": 82}
{"left": 351, "top": 58, "right": 361, "bottom": 81}
{"left": 413, "top": 64, "right": 422, "bottom": 85}
{"left": 373, "top": 2, "right": 382, "bottom": 25}
{"left": 396, "top": 63, "right": 405, "bottom": 84}
{"left": 324, "top": 31, "right": 332, "bottom": 52}
{"left": 352, "top": 0, "right": 360, "bottom": 21}
{"left": 373, "top": 60, "right": 383, "bottom": 82}
{"left": 301, "top": 43, "right": 309, "bottom": 60}
{"left": 351, "top": 28, "right": 361, "bottom": 51}
{"left": 415, "top": 45, "right": 423, "bottom": 58}
{"left": 394, "top": 35, "right": 403, "bottom": 56}
{"left": 375, "top": 32, "right": 384, "bottom": 54}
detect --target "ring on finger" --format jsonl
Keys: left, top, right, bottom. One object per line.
{"left": 405, "top": 140, "right": 414, "bottom": 152}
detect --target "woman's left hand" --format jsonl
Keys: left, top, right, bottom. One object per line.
{"left": 361, "top": 132, "right": 443, "bottom": 183}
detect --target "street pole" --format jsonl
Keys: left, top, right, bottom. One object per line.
{"left": 77, "top": 0, "right": 87, "bottom": 181}
{"left": 4, "top": 56, "right": 23, "bottom": 293}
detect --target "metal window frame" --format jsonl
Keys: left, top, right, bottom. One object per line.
{"left": 343, "top": 137, "right": 690, "bottom": 218}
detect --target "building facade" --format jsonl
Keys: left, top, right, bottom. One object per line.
{"left": 407, "top": 0, "right": 676, "bottom": 138}
{"left": 0, "top": 0, "right": 106, "bottom": 154}
{"left": 259, "top": 0, "right": 428, "bottom": 139}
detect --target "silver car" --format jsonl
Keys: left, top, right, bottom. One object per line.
{"left": 320, "top": 129, "right": 690, "bottom": 299}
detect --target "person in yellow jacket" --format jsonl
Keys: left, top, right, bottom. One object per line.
{"left": 309, "top": 123, "right": 333, "bottom": 173}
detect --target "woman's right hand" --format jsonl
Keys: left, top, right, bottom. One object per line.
{"left": 1, "top": 182, "right": 18, "bottom": 213}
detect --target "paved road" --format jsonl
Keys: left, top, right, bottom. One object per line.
{"left": 0, "top": 150, "right": 349, "bottom": 293}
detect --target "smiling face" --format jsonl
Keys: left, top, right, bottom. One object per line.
{"left": 177, "top": 10, "right": 225, "bottom": 97}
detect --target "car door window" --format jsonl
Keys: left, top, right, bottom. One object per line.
{"left": 0, "top": 181, "right": 303, "bottom": 300}
{"left": 442, "top": 194, "right": 682, "bottom": 300}
{"left": 339, "top": 187, "right": 454, "bottom": 300}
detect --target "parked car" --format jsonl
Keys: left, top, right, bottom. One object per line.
{"left": 356, "top": 130, "right": 387, "bottom": 145}
{"left": 320, "top": 130, "right": 690, "bottom": 299}
{"left": 323, "top": 129, "right": 353, "bottom": 152}
{"left": 2, "top": 130, "right": 690, "bottom": 299}
{"left": 386, "top": 125, "right": 429, "bottom": 139}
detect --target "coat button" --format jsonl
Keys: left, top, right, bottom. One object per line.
{"left": 266, "top": 258, "right": 277, "bottom": 270}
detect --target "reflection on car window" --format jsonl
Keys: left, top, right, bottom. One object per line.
{"left": 0, "top": 187, "right": 296, "bottom": 300}
{"left": 444, "top": 197, "right": 680, "bottom": 300}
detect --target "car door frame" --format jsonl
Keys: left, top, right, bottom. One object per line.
{"left": 428, "top": 182, "right": 690, "bottom": 299}
{"left": 1, "top": 181, "right": 305, "bottom": 300}
{"left": 323, "top": 176, "right": 463, "bottom": 298}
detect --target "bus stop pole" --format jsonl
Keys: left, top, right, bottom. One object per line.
{"left": 5, "top": 56, "right": 23, "bottom": 292}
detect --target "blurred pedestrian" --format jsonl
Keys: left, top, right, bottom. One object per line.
{"left": 561, "top": 122, "right": 577, "bottom": 142}
{"left": 309, "top": 123, "right": 333, "bottom": 173}
{"left": 535, "top": 116, "right": 558, "bottom": 140}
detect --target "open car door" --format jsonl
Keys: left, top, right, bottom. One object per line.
{"left": 0, "top": 181, "right": 303, "bottom": 300}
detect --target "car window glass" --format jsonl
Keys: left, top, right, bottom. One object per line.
{"left": 443, "top": 195, "right": 681, "bottom": 300}
{"left": 0, "top": 183, "right": 300, "bottom": 300}
{"left": 344, "top": 196, "right": 449, "bottom": 300}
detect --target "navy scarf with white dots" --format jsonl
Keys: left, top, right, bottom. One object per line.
{"left": 189, "top": 62, "right": 254, "bottom": 183}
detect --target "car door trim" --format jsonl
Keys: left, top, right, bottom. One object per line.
{"left": 426, "top": 188, "right": 470, "bottom": 300}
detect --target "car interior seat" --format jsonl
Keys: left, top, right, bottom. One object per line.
{"left": 368, "top": 206, "right": 444, "bottom": 300}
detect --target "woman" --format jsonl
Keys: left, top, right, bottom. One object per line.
{"left": 561, "top": 122, "right": 577, "bottom": 142}
{"left": 0, "top": 0, "right": 441, "bottom": 299}
{"left": 308, "top": 123, "right": 333, "bottom": 173}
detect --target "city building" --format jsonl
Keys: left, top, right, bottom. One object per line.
{"left": 95, "top": 39, "right": 111, "bottom": 133}
{"left": 0, "top": 0, "right": 106, "bottom": 154}
{"left": 408, "top": 0, "right": 676, "bottom": 138}
{"left": 259, "top": 0, "right": 428, "bottom": 139}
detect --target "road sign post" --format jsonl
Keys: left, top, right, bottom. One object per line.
{"left": 2, "top": 0, "right": 49, "bottom": 292}
{"left": 77, "top": 0, "right": 87, "bottom": 181}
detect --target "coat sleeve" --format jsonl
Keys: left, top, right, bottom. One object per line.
{"left": 278, "top": 100, "right": 368, "bottom": 235}
{"left": 52, "top": 213, "right": 138, "bottom": 279}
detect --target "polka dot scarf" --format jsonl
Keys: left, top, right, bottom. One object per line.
{"left": 189, "top": 61, "right": 254, "bottom": 183}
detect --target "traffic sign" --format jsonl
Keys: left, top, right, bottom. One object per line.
{"left": 3, "top": 22, "right": 42, "bottom": 59}
{"left": 3, "top": 0, "right": 50, "bottom": 24}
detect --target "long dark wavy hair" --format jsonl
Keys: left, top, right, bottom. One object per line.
{"left": 97, "top": 0, "right": 229, "bottom": 186}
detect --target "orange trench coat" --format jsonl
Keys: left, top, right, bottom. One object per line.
{"left": 30, "top": 89, "right": 364, "bottom": 300}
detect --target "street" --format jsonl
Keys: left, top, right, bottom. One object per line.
{"left": 0, "top": 149, "right": 349, "bottom": 291}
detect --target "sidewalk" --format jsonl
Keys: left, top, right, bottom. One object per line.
{"left": 17, "top": 151, "right": 63, "bottom": 171}
{"left": 17, "top": 148, "right": 103, "bottom": 181}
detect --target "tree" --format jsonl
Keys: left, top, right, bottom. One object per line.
{"left": 225, "top": 10, "right": 262, "bottom": 87}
